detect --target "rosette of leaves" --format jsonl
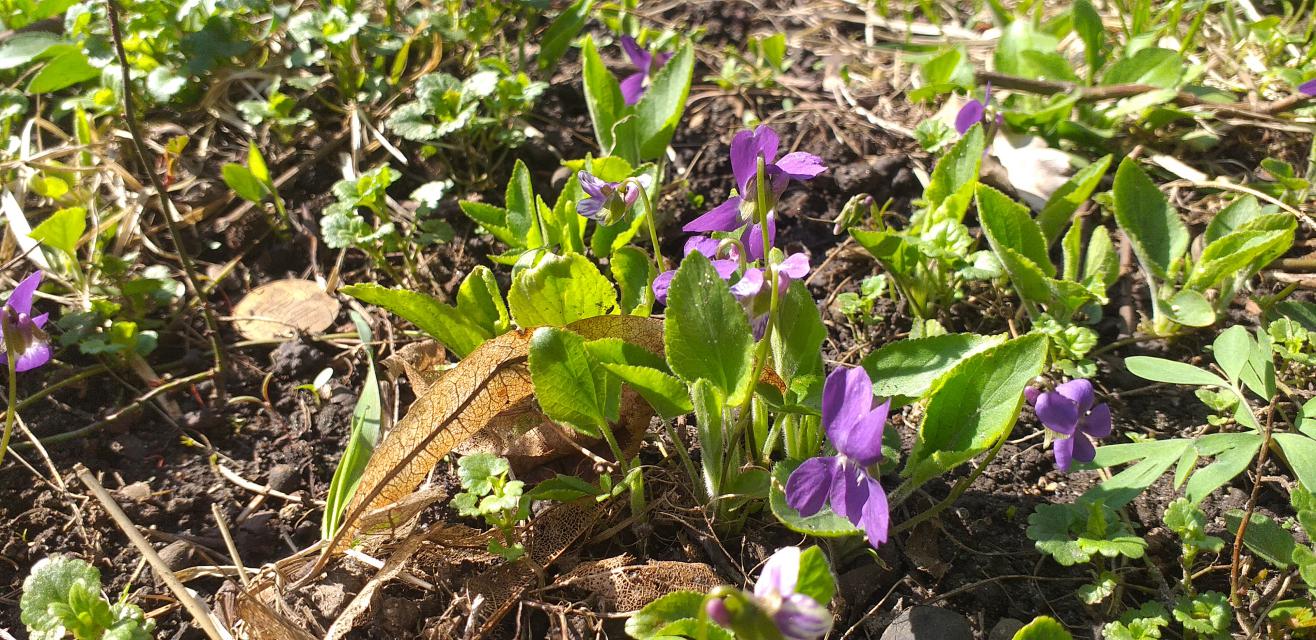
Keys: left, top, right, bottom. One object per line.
{"left": 452, "top": 453, "right": 527, "bottom": 560}
{"left": 387, "top": 66, "right": 545, "bottom": 147}
{"left": 20, "top": 555, "right": 154, "bottom": 640}
{"left": 320, "top": 166, "right": 401, "bottom": 260}
{"left": 1027, "top": 500, "right": 1147, "bottom": 566}
{"left": 1171, "top": 592, "right": 1230, "bottom": 639}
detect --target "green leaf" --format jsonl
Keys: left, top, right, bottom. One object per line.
{"left": 322, "top": 311, "right": 382, "bottom": 538}
{"left": 1205, "top": 195, "right": 1263, "bottom": 244}
{"left": 1294, "top": 545, "right": 1316, "bottom": 589}
{"left": 457, "top": 453, "right": 509, "bottom": 495}
{"left": 904, "top": 333, "right": 1047, "bottom": 486}
{"left": 22, "top": 555, "right": 102, "bottom": 639}
{"left": 29, "top": 206, "right": 85, "bottom": 257}
{"left": 599, "top": 362, "right": 692, "bottom": 419}
{"left": 1028, "top": 503, "right": 1091, "bottom": 566}
{"left": 611, "top": 246, "right": 655, "bottom": 315}
{"left": 1038, "top": 155, "right": 1111, "bottom": 246}
{"left": 1124, "top": 356, "right": 1228, "bottom": 387}
{"left": 1275, "top": 433, "right": 1316, "bottom": 493}
{"left": 625, "top": 591, "right": 707, "bottom": 639}
{"left": 1184, "top": 433, "right": 1260, "bottom": 505}
{"left": 222, "top": 164, "right": 267, "bottom": 203}
{"left": 1212, "top": 325, "right": 1252, "bottom": 384}
{"left": 342, "top": 266, "right": 507, "bottom": 358}
{"left": 976, "top": 184, "right": 1054, "bottom": 276}
{"left": 1102, "top": 47, "right": 1182, "bottom": 88}
{"left": 1072, "top": 0, "right": 1105, "bottom": 76}
{"left": 537, "top": 0, "right": 594, "bottom": 71}
{"left": 1225, "top": 510, "right": 1297, "bottom": 569}
{"left": 27, "top": 49, "right": 99, "bottom": 94}
{"left": 635, "top": 41, "right": 694, "bottom": 161}
{"left": 247, "top": 142, "right": 272, "bottom": 186}
{"left": 504, "top": 159, "right": 540, "bottom": 247}
{"left": 692, "top": 379, "right": 724, "bottom": 501}
{"left": 771, "top": 281, "right": 826, "bottom": 408}
{"left": 1012, "top": 616, "right": 1074, "bottom": 640}
{"left": 1111, "top": 158, "right": 1187, "bottom": 279}
{"left": 529, "top": 327, "right": 610, "bottom": 437}
{"left": 925, "top": 124, "right": 985, "bottom": 216}
{"left": 1187, "top": 227, "right": 1294, "bottom": 292}
{"left": 663, "top": 252, "right": 755, "bottom": 405}
{"left": 459, "top": 201, "right": 518, "bottom": 246}
{"left": 522, "top": 474, "right": 603, "bottom": 503}
{"left": 1164, "top": 289, "right": 1215, "bottom": 327}
{"left": 860, "top": 332, "right": 1005, "bottom": 404}
{"left": 794, "top": 547, "right": 836, "bottom": 605}
{"left": 581, "top": 36, "right": 622, "bottom": 153}
{"left": 0, "top": 32, "right": 61, "bottom": 69}
{"left": 509, "top": 252, "right": 619, "bottom": 327}
{"left": 769, "top": 460, "right": 861, "bottom": 537}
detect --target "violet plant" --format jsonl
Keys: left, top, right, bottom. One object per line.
{"left": 0, "top": 271, "right": 52, "bottom": 468}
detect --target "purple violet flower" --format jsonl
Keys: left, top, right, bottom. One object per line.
{"left": 682, "top": 126, "right": 826, "bottom": 236}
{"left": 954, "top": 82, "right": 992, "bottom": 135}
{"left": 785, "top": 366, "right": 891, "bottom": 549}
{"left": 577, "top": 170, "right": 650, "bottom": 225}
{"left": 652, "top": 236, "right": 739, "bottom": 305}
{"left": 705, "top": 547, "right": 833, "bottom": 640}
{"left": 1300, "top": 78, "right": 1316, "bottom": 97}
{"left": 619, "top": 36, "right": 672, "bottom": 106}
{"left": 0, "top": 271, "right": 51, "bottom": 373}
{"left": 1031, "top": 379, "right": 1111, "bottom": 472}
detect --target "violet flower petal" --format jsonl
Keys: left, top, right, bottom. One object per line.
{"left": 784, "top": 456, "right": 837, "bottom": 517}
{"left": 778, "top": 252, "right": 810, "bottom": 279}
{"left": 1300, "top": 78, "right": 1316, "bottom": 96}
{"left": 578, "top": 171, "right": 608, "bottom": 198}
{"left": 829, "top": 462, "right": 870, "bottom": 525}
{"left": 775, "top": 593, "right": 833, "bottom": 640}
{"left": 755, "top": 546, "right": 800, "bottom": 600}
{"left": 651, "top": 270, "right": 675, "bottom": 305}
{"left": 837, "top": 399, "right": 889, "bottom": 467}
{"left": 619, "top": 71, "right": 646, "bottom": 106}
{"left": 705, "top": 598, "right": 732, "bottom": 627}
{"left": 774, "top": 152, "right": 827, "bottom": 180}
{"left": 683, "top": 196, "right": 743, "bottom": 233}
{"left": 1035, "top": 391, "right": 1079, "bottom": 435}
{"left": 620, "top": 36, "right": 650, "bottom": 69}
{"left": 577, "top": 196, "right": 605, "bottom": 221}
{"left": 859, "top": 474, "right": 889, "bottom": 548}
{"left": 1084, "top": 403, "right": 1112, "bottom": 439}
{"left": 710, "top": 258, "right": 740, "bottom": 282}
{"left": 1070, "top": 433, "right": 1097, "bottom": 466}
{"left": 1053, "top": 435, "right": 1076, "bottom": 472}
{"left": 730, "top": 268, "right": 765, "bottom": 300}
{"left": 823, "top": 367, "right": 873, "bottom": 449}
{"left": 5, "top": 271, "right": 41, "bottom": 315}
{"left": 30, "top": 312, "right": 48, "bottom": 329}
{"left": 954, "top": 99, "right": 985, "bottom": 134}
{"left": 1054, "top": 379, "right": 1095, "bottom": 412}
{"left": 742, "top": 214, "right": 777, "bottom": 262}
{"left": 10, "top": 338, "right": 51, "bottom": 372}
{"left": 730, "top": 129, "right": 762, "bottom": 194}
{"left": 683, "top": 235, "right": 721, "bottom": 258}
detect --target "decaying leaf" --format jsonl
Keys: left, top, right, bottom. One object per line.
{"left": 381, "top": 339, "right": 449, "bottom": 396}
{"left": 315, "top": 315, "right": 665, "bottom": 574}
{"left": 231, "top": 279, "right": 341, "bottom": 341}
{"left": 554, "top": 556, "right": 724, "bottom": 612}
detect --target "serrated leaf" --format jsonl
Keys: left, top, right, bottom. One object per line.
{"left": 1112, "top": 158, "right": 1187, "bottom": 279}
{"left": 663, "top": 252, "right": 754, "bottom": 405}
{"left": 634, "top": 41, "right": 694, "bottom": 160}
{"left": 860, "top": 332, "right": 1005, "bottom": 404}
{"left": 904, "top": 333, "right": 1047, "bottom": 486}
{"left": 509, "top": 252, "right": 619, "bottom": 327}
{"left": 1038, "top": 155, "right": 1111, "bottom": 246}
{"left": 529, "top": 327, "right": 610, "bottom": 437}
{"left": 976, "top": 184, "right": 1054, "bottom": 276}
{"left": 581, "top": 36, "right": 622, "bottom": 153}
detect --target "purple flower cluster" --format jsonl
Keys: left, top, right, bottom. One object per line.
{"left": 785, "top": 366, "right": 891, "bottom": 549}
{"left": 1029, "top": 379, "right": 1111, "bottom": 472}
{"left": 1, "top": 271, "right": 51, "bottom": 372}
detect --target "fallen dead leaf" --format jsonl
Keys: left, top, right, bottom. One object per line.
{"left": 231, "top": 279, "right": 340, "bottom": 341}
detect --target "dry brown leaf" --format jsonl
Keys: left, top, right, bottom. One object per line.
{"left": 231, "top": 279, "right": 340, "bottom": 341}
{"left": 312, "top": 316, "right": 664, "bottom": 576}
{"left": 555, "top": 559, "right": 723, "bottom": 612}
{"left": 381, "top": 340, "right": 448, "bottom": 395}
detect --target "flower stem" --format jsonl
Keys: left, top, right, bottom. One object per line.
{"left": 638, "top": 181, "right": 665, "bottom": 275}
{"left": 0, "top": 347, "right": 16, "bottom": 468}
